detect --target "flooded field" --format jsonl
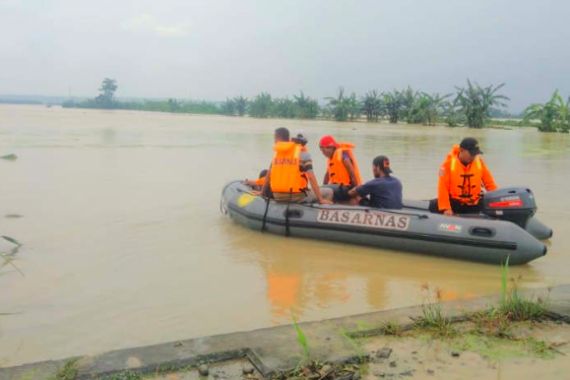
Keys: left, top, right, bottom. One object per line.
{"left": 0, "top": 105, "right": 568, "bottom": 366}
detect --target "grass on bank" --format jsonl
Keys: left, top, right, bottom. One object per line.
{"left": 49, "top": 359, "right": 79, "bottom": 380}
{"left": 380, "top": 321, "right": 403, "bottom": 336}
{"left": 292, "top": 316, "right": 311, "bottom": 364}
{"left": 498, "top": 257, "right": 546, "bottom": 322}
{"left": 412, "top": 285, "right": 456, "bottom": 337}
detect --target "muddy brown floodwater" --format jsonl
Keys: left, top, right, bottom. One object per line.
{"left": 0, "top": 105, "right": 568, "bottom": 366}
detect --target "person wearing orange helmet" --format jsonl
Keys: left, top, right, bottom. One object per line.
{"left": 429, "top": 137, "right": 497, "bottom": 215}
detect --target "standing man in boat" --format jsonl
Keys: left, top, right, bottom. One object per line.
{"left": 261, "top": 128, "right": 332, "bottom": 204}
{"left": 318, "top": 135, "right": 362, "bottom": 204}
{"left": 347, "top": 155, "right": 403, "bottom": 209}
{"left": 430, "top": 137, "right": 498, "bottom": 215}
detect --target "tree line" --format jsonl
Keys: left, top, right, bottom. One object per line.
{"left": 62, "top": 78, "right": 569, "bottom": 133}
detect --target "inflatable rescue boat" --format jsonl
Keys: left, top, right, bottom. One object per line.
{"left": 221, "top": 181, "right": 551, "bottom": 265}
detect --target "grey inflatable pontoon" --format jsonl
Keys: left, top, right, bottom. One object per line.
{"left": 402, "top": 200, "right": 553, "bottom": 241}
{"left": 221, "top": 181, "right": 549, "bottom": 265}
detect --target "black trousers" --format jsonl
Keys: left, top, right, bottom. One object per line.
{"left": 428, "top": 198, "right": 482, "bottom": 214}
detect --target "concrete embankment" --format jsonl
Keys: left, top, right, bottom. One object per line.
{"left": 2, "top": 285, "right": 570, "bottom": 380}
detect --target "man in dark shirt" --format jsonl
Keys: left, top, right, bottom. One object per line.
{"left": 348, "top": 155, "right": 403, "bottom": 209}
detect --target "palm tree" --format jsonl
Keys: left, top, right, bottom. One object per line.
{"left": 383, "top": 90, "right": 404, "bottom": 124}
{"left": 401, "top": 86, "right": 418, "bottom": 123}
{"left": 293, "top": 92, "right": 319, "bottom": 119}
{"left": 233, "top": 96, "right": 248, "bottom": 116}
{"left": 347, "top": 92, "right": 361, "bottom": 121}
{"left": 408, "top": 92, "right": 451, "bottom": 126}
{"left": 272, "top": 97, "right": 296, "bottom": 119}
{"left": 248, "top": 92, "right": 273, "bottom": 118}
{"left": 326, "top": 87, "right": 351, "bottom": 122}
{"left": 361, "top": 90, "right": 383, "bottom": 122}
{"left": 221, "top": 98, "right": 235, "bottom": 115}
{"left": 524, "top": 90, "right": 570, "bottom": 133}
{"left": 454, "top": 80, "right": 509, "bottom": 128}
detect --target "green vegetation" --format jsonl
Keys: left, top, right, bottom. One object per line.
{"left": 497, "top": 257, "right": 546, "bottom": 322}
{"left": 221, "top": 96, "right": 248, "bottom": 116}
{"left": 248, "top": 92, "right": 273, "bottom": 118}
{"left": 0, "top": 153, "right": 18, "bottom": 161}
{"left": 488, "top": 118, "right": 536, "bottom": 128}
{"left": 100, "top": 371, "right": 142, "bottom": 380}
{"left": 524, "top": 90, "right": 570, "bottom": 133}
{"left": 361, "top": 90, "right": 383, "bottom": 122}
{"left": 451, "top": 333, "right": 555, "bottom": 361}
{"left": 412, "top": 285, "right": 456, "bottom": 337}
{"left": 453, "top": 80, "right": 509, "bottom": 129}
{"left": 96, "top": 78, "right": 118, "bottom": 108}
{"left": 61, "top": 78, "right": 569, "bottom": 133}
{"left": 325, "top": 87, "right": 360, "bottom": 122}
{"left": 292, "top": 316, "right": 310, "bottom": 363}
{"left": 414, "top": 306, "right": 455, "bottom": 337}
{"left": 380, "top": 321, "right": 403, "bottom": 336}
{"left": 49, "top": 359, "right": 79, "bottom": 380}
{"left": 340, "top": 329, "right": 368, "bottom": 361}
{"left": 407, "top": 92, "right": 451, "bottom": 126}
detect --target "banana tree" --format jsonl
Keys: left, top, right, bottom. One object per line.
{"left": 361, "top": 90, "right": 384, "bottom": 122}
{"left": 325, "top": 87, "right": 351, "bottom": 122}
{"left": 383, "top": 90, "right": 404, "bottom": 124}
{"left": 293, "top": 92, "right": 319, "bottom": 119}
{"left": 233, "top": 96, "right": 248, "bottom": 116}
{"left": 248, "top": 92, "right": 273, "bottom": 118}
{"left": 454, "top": 80, "right": 509, "bottom": 128}
{"left": 408, "top": 92, "right": 451, "bottom": 126}
{"left": 524, "top": 90, "right": 570, "bottom": 133}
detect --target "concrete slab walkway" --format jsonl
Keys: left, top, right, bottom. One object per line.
{"left": 2, "top": 285, "right": 569, "bottom": 380}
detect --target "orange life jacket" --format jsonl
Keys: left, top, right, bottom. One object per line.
{"left": 327, "top": 143, "right": 362, "bottom": 186}
{"left": 437, "top": 145, "right": 498, "bottom": 211}
{"left": 448, "top": 146, "right": 484, "bottom": 205}
{"left": 270, "top": 141, "right": 308, "bottom": 194}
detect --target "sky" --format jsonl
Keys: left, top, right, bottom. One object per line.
{"left": 0, "top": 0, "right": 568, "bottom": 111}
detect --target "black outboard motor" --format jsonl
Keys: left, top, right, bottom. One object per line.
{"left": 482, "top": 187, "right": 537, "bottom": 228}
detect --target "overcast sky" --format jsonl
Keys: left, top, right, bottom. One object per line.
{"left": 0, "top": 0, "right": 568, "bottom": 111}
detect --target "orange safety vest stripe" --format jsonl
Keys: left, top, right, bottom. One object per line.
{"left": 327, "top": 143, "right": 362, "bottom": 186}
{"left": 270, "top": 141, "right": 308, "bottom": 194}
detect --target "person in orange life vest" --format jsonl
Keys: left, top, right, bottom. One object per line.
{"left": 347, "top": 155, "right": 403, "bottom": 209}
{"left": 429, "top": 137, "right": 498, "bottom": 216}
{"left": 244, "top": 169, "right": 268, "bottom": 190}
{"left": 261, "top": 127, "right": 332, "bottom": 204}
{"left": 245, "top": 133, "right": 305, "bottom": 192}
{"left": 318, "top": 135, "right": 362, "bottom": 203}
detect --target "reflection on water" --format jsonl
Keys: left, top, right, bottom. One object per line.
{"left": 0, "top": 105, "right": 568, "bottom": 366}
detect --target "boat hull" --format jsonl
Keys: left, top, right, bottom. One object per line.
{"left": 221, "top": 181, "right": 547, "bottom": 265}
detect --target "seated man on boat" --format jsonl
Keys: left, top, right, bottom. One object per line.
{"left": 347, "top": 155, "right": 403, "bottom": 209}
{"left": 318, "top": 135, "right": 362, "bottom": 204}
{"left": 261, "top": 127, "right": 332, "bottom": 204}
{"left": 429, "top": 137, "right": 497, "bottom": 216}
